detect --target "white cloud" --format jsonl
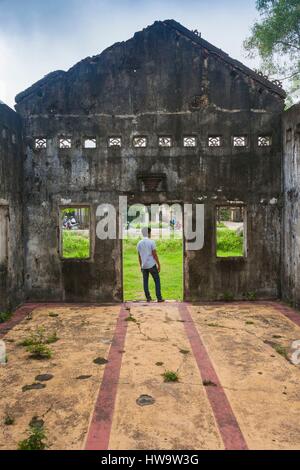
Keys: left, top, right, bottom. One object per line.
{"left": 0, "top": 0, "right": 261, "bottom": 108}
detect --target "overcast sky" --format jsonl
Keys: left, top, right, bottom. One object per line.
{"left": 0, "top": 0, "right": 261, "bottom": 108}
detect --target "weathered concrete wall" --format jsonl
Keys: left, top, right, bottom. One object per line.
{"left": 15, "top": 20, "right": 285, "bottom": 302}
{"left": 282, "top": 104, "right": 300, "bottom": 307}
{"left": 0, "top": 103, "right": 24, "bottom": 311}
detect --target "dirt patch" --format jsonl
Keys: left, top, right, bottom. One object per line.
{"left": 0, "top": 305, "right": 120, "bottom": 450}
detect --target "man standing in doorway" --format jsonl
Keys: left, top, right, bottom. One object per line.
{"left": 137, "top": 227, "right": 164, "bottom": 303}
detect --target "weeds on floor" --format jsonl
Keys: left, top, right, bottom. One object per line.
{"left": 19, "top": 327, "right": 58, "bottom": 360}
{"left": 0, "top": 312, "right": 12, "bottom": 323}
{"left": 265, "top": 340, "right": 289, "bottom": 361}
{"left": 273, "top": 344, "right": 289, "bottom": 361}
{"left": 222, "top": 292, "right": 234, "bottom": 302}
{"left": 125, "top": 315, "right": 137, "bottom": 323}
{"left": 245, "top": 292, "right": 257, "bottom": 301}
{"left": 19, "top": 327, "right": 59, "bottom": 347}
{"left": 26, "top": 343, "right": 52, "bottom": 360}
{"left": 18, "top": 421, "right": 47, "bottom": 450}
{"left": 46, "top": 332, "right": 59, "bottom": 344}
{"left": 4, "top": 413, "right": 14, "bottom": 426}
{"left": 163, "top": 370, "right": 179, "bottom": 382}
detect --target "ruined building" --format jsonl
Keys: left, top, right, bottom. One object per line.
{"left": 0, "top": 20, "right": 299, "bottom": 310}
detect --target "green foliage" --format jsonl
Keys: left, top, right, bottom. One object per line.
{"left": 18, "top": 422, "right": 47, "bottom": 450}
{"left": 244, "top": 0, "right": 300, "bottom": 103}
{"left": 130, "top": 222, "right": 169, "bottom": 229}
{"left": 61, "top": 208, "right": 75, "bottom": 217}
{"left": 26, "top": 343, "right": 52, "bottom": 360}
{"left": 222, "top": 291, "right": 234, "bottom": 302}
{"left": 4, "top": 414, "right": 14, "bottom": 426}
{"left": 0, "top": 312, "right": 12, "bottom": 323}
{"left": 163, "top": 370, "right": 179, "bottom": 382}
{"left": 218, "top": 207, "right": 231, "bottom": 222}
{"left": 125, "top": 315, "right": 137, "bottom": 323}
{"left": 217, "top": 227, "right": 244, "bottom": 257}
{"left": 46, "top": 331, "right": 59, "bottom": 344}
{"left": 273, "top": 343, "right": 289, "bottom": 360}
{"left": 19, "top": 327, "right": 57, "bottom": 359}
{"left": 265, "top": 340, "right": 289, "bottom": 360}
{"left": 19, "top": 327, "right": 58, "bottom": 347}
{"left": 62, "top": 231, "right": 90, "bottom": 259}
{"left": 245, "top": 291, "right": 257, "bottom": 301}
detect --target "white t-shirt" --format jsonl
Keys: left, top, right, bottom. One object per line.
{"left": 137, "top": 237, "right": 156, "bottom": 269}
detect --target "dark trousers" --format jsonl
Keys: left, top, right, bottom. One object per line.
{"left": 142, "top": 265, "right": 162, "bottom": 301}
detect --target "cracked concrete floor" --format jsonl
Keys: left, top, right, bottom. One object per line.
{"left": 0, "top": 302, "right": 300, "bottom": 450}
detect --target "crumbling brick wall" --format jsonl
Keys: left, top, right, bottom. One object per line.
{"left": 14, "top": 20, "right": 285, "bottom": 302}
{"left": 282, "top": 104, "right": 300, "bottom": 307}
{"left": 0, "top": 103, "right": 24, "bottom": 311}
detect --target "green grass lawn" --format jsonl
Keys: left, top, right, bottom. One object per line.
{"left": 123, "top": 238, "right": 183, "bottom": 301}
{"left": 62, "top": 230, "right": 90, "bottom": 259}
{"left": 216, "top": 226, "right": 244, "bottom": 257}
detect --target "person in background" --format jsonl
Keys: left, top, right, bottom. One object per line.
{"left": 137, "top": 227, "right": 164, "bottom": 303}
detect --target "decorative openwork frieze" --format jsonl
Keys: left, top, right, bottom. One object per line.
{"left": 258, "top": 136, "right": 272, "bottom": 147}
{"left": 35, "top": 138, "right": 47, "bottom": 149}
{"left": 158, "top": 136, "right": 172, "bottom": 147}
{"left": 183, "top": 136, "right": 196, "bottom": 147}
{"left": 133, "top": 136, "right": 147, "bottom": 148}
{"left": 233, "top": 136, "right": 247, "bottom": 147}
{"left": 208, "top": 136, "right": 221, "bottom": 147}
{"left": 59, "top": 138, "right": 72, "bottom": 149}
{"left": 84, "top": 138, "right": 97, "bottom": 148}
{"left": 108, "top": 137, "right": 122, "bottom": 147}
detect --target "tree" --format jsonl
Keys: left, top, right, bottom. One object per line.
{"left": 244, "top": 0, "right": 300, "bottom": 105}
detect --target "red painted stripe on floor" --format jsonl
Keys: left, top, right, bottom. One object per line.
{"left": 268, "top": 302, "right": 300, "bottom": 328}
{"left": 178, "top": 303, "right": 248, "bottom": 450}
{"left": 85, "top": 305, "right": 128, "bottom": 450}
{"left": 0, "top": 303, "right": 40, "bottom": 339}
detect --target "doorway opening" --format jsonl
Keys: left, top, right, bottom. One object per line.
{"left": 122, "top": 204, "right": 183, "bottom": 301}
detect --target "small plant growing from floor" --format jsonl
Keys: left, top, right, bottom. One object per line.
{"left": 0, "top": 312, "right": 12, "bottom": 323}
{"left": 125, "top": 315, "right": 137, "bottom": 323}
{"left": 265, "top": 340, "right": 289, "bottom": 361}
{"left": 222, "top": 291, "right": 234, "bottom": 302}
{"left": 26, "top": 343, "right": 52, "bottom": 360}
{"left": 4, "top": 413, "right": 14, "bottom": 426}
{"left": 163, "top": 370, "right": 179, "bottom": 383}
{"left": 46, "top": 332, "right": 59, "bottom": 344}
{"left": 18, "top": 421, "right": 47, "bottom": 450}
{"left": 245, "top": 292, "right": 257, "bottom": 301}
{"left": 19, "top": 327, "right": 58, "bottom": 359}
{"left": 273, "top": 344, "right": 289, "bottom": 361}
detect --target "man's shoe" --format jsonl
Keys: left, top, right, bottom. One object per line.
{"left": 157, "top": 299, "right": 165, "bottom": 303}
{"left": 147, "top": 298, "right": 152, "bottom": 303}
